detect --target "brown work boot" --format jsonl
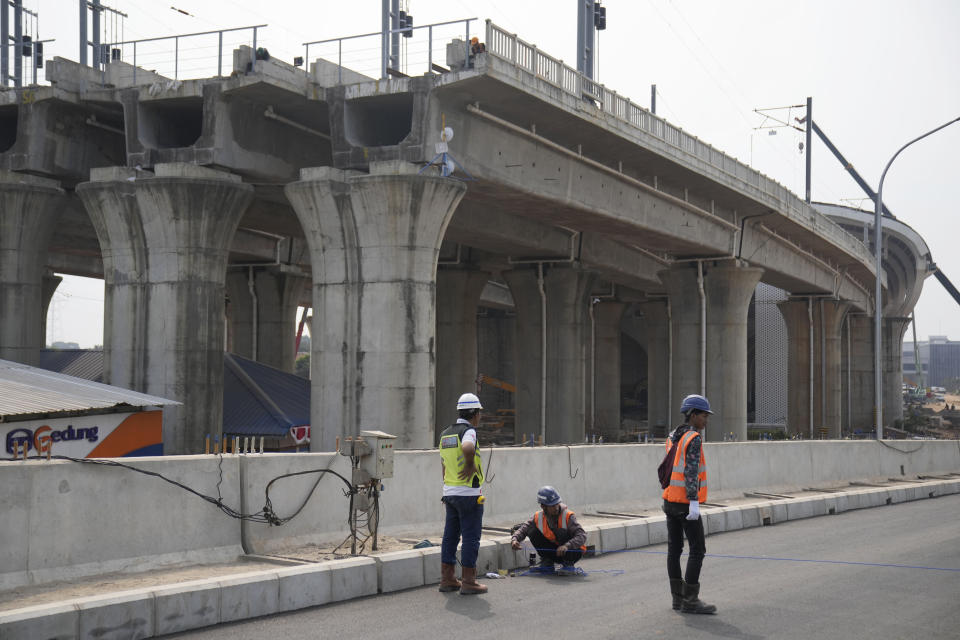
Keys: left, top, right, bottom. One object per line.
{"left": 438, "top": 562, "right": 461, "bottom": 592}
{"left": 459, "top": 566, "right": 488, "bottom": 595}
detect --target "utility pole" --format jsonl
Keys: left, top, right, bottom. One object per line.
{"left": 804, "top": 97, "right": 812, "bottom": 203}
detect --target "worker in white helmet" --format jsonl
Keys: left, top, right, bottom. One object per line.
{"left": 438, "top": 392, "right": 487, "bottom": 595}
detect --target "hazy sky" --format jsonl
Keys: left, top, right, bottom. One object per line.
{"left": 40, "top": 0, "right": 959, "bottom": 347}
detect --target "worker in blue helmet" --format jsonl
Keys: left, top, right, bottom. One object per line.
{"left": 662, "top": 394, "right": 716, "bottom": 614}
{"left": 510, "top": 485, "right": 587, "bottom": 576}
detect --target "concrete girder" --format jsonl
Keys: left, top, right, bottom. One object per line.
{"left": 0, "top": 88, "right": 126, "bottom": 187}
{"left": 816, "top": 203, "right": 933, "bottom": 320}
{"left": 455, "top": 111, "right": 737, "bottom": 257}
{"left": 0, "top": 172, "right": 67, "bottom": 365}
{"left": 447, "top": 202, "right": 666, "bottom": 290}
{"left": 740, "top": 222, "right": 872, "bottom": 311}
{"left": 119, "top": 77, "right": 331, "bottom": 182}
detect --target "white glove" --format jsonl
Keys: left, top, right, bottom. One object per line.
{"left": 686, "top": 500, "right": 700, "bottom": 521}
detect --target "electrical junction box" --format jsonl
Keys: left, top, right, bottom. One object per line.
{"left": 359, "top": 430, "right": 397, "bottom": 479}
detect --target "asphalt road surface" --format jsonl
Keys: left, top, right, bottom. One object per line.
{"left": 166, "top": 494, "right": 960, "bottom": 640}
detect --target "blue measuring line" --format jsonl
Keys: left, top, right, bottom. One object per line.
{"left": 517, "top": 546, "right": 960, "bottom": 573}
{"left": 605, "top": 548, "right": 960, "bottom": 573}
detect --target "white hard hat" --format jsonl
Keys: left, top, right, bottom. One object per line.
{"left": 456, "top": 392, "right": 483, "bottom": 410}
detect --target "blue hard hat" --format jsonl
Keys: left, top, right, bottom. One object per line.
{"left": 680, "top": 394, "right": 713, "bottom": 415}
{"left": 537, "top": 485, "right": 561, "bottom": 506}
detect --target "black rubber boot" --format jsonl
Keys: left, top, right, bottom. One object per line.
{"left": 670, "top": 578, "right": 685, "bottom": 610}
{"left": 681, "top": 583, "right": 717, "bottom": 614}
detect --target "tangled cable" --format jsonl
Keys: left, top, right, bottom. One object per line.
{"left": 34, "top": 454, "right": 354, "bottom": 527}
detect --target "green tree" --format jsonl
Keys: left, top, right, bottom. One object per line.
{"left": 295, "top": 353, "right": 310, "bottom": 379}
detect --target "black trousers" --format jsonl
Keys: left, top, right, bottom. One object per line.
{"left": 663, "top": 499, "right": 706, "bottom": 584}
{"left": 526, "top": 527, "right": 584, "bottom": 565}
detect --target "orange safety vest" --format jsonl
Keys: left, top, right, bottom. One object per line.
{"left": 533, "top": 509, "right": 587, "bottom": 550}
{"left": 662, "top": 430, "right": 707, "bottom": 504}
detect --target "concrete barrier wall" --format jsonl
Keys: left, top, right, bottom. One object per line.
{"left": 0, "top": 456, "right": 243, "bottom": 590}
{"left": 2, "top": 440, "right": 958, "bottom": 587}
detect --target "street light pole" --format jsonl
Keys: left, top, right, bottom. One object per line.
{"left": 874, "top": 115, "right": 960, "bottom": 439}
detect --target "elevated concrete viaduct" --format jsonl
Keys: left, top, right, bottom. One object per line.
{"left": 0, "top": 23, "right": 930, "bottom": 453}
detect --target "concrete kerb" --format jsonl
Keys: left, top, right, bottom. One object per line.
{"left": 2, "top": 478, "right": 959, "bottom": 640}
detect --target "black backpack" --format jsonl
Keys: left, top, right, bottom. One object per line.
{"left": 657, "top": 437, "right": 681, "bottom": 489}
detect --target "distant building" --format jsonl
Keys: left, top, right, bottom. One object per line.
{"left": 903, "top": 336, "right": 960, "bottom": 390}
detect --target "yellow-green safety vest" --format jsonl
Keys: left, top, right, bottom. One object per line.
{"left": 439, "top": 423, "right": 483, "bottom": 487}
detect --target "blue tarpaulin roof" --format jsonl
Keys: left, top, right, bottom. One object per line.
{"left": 36, "top": 350, "right": 309, "bottom": 438}
{"left": 222, "top": 354, "right": 310, "bottom": 437}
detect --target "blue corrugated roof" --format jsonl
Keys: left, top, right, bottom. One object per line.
{"left": 222, "top": 354, "right": 310, "bottom": 437}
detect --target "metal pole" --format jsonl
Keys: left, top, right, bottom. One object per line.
{"left": 805, "top": 97, "right": 812, "bottom": 203}
{"left": 13, "top": 0, "right": 22, "bottom": 87}
{"left": 174, "top": 36, "right": 178, "bottom": 79}
{"left": 217, "top": 31, "right": 222, "bottom": 77}
{"left": 390, "top": 0, "right": 399, "bottom": 72}
{"left": 92, "top": 0, "right": 101, "bottom": 71}
{"left": 78, "top": 0, "right": 86, "bottom": 66}
{"left": 381, "top": 0, "right": 388, "bottom": 79}
{"left": 1, "top": 1, "right": 8, "bottom": 86}
{"left": 911, "top": 311, "right": 924, "bottom": 390}
{"left": 874, "top": 115, "right": 960, "bottom": 440}
{"left": 651, "top": 84, "right": 656, "bottom": 114}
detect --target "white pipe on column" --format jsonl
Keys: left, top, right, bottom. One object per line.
{"left": 537, "top": 262, "right": 547, "bottom": 444}
{"left": 589, "top": 298, "right": 596, "bottom": 434}
{"left": 697, "top": 261, "right": 706, "bottom": 395}
{"left": 808, "top": 296, "right": 814, "bottom": 439}
{"left": 846, "top": 314, "right": 851, "bottom": 436}
{"left": 248, "top": 267, "right": 258, "bottom": 362}
{"left": 667, "top": 299, "right": 673, "bottom": 430}
{"left": 820, "top": 299, "right": 826, "bottom": 437}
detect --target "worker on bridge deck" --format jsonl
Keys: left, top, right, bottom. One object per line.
{"left": 511, "top": 485, "right": 587, "bottom": 576}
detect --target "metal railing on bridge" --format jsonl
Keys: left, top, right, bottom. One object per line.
{"left": 302, "top": 18, "right": 477, "bottom": 84}
{"left": 99, "top": 25, "right": 266, "bottom": 86}
{"left": 483, "top": 20, "right": 867, "bottom": 265}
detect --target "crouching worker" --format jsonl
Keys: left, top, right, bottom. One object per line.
{"left": 510, "top": 486, "right": 587, "bottom": 576}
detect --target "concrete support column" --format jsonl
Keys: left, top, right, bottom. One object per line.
{"left": 777, "top": 299, "right": 812, "bottom": 438}
{"left": 846, "top": 313, "right": 875, "bottom": 434}
{"left": 79, "top": 178, "right": 148, "bottom": 391}
{"left": 883, "top": 316, "right": 911, "bottom": 429}
{"left": 435, "top": 268, "right": 490, "bottom": 442}
{"left": 503, "top": 264, "right": 594, "bottom": 444}
{"left": 658, "top": 266, "right": 703, "bottom": 429}
{"left": 778, "top": 297, "right": 850, "bottom": 438}
{"left": 79, "top": 165, "right": 254, "bottom": 454}
{"left": 0, "top": 173, "right": 66, "bottom": 365}
{"left": 227, "top": 267, "right": 309, "bottom": 372}
{"left": 41, "top": 272, "right": 63, "bottom": 347}
{"left": 225, "top": 270, "right": 254, "bottom": 358}
{"left": 702, "top": 265, "right": 763, "bottom": 441}
{"left": 638, "top": 300, "right": 670, "bottom": 434}
{"left": 285, "top": 164, "right": 466, "bottom": 451}
{"left": 820, "top": 300, "right": 850, "bottom": 438}
{"left": 591, "top": 300, "right": 625, "bottom": 439}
